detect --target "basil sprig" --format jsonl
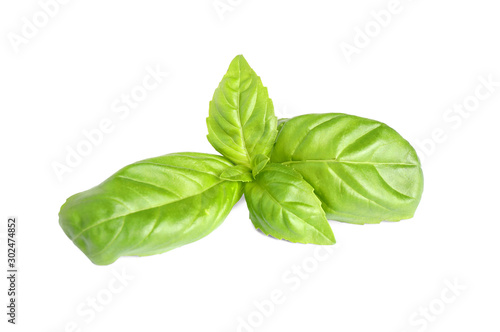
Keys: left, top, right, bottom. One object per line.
{"left": 59, "top": 55, "right": 423, "bottom": 265}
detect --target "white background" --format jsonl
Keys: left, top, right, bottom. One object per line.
{"left": 1, "top": 0, "right": 499, "bottom": 331}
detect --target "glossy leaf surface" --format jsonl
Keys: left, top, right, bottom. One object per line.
{"left": 59, "top": 153, "right": 242, "bottom": 265}
{"left": 244, "top": 163, "right": 335, "bottom": 244}
{"left": 271, "top": 113, "right": 424, "bottom": 224}
{"left": 207, "top": 55, "right": 277, "bottom": 167}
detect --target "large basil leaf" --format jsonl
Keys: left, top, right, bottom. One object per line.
{"left": 271, "top": 113, "right": 424, "bottom": 224}
{"left": 206, "top": 55, "right": 277, "bottom": 168}
{"left": 59, "top": 153, "right": 242, "bottom": 265}
{"left": 244, "top": 163, "right": 335, "bottom": 244}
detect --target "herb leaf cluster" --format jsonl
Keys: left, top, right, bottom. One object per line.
{"left": 59, "top": 55, "right": 423, "bottom": 265}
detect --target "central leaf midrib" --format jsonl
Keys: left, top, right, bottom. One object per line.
{"left": 234, "top": 59, "right": 252, "bottom": 167}
{"left": 281, "top": 159, "right": 418, "bottom": 166}
{"left": 70, "top": 180, "right": 226, "bottom": 241}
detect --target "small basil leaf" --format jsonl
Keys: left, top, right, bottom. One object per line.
{"left": 59, "top": 153, "right": 242, "bottom": 265}
{"left": 206, "top": 55, "right": 278, "bottom": 168}
{"left": 220, "top": 165, "right": 254, "bottom": 182}
{"left": 244, "top": 163, "right": 335, "bottom": 245}
{"left": 271, "top": 113, "right": 424, "bottom": 224}
{"left": 251, "top": 153, "right": 269, "bottom": 178}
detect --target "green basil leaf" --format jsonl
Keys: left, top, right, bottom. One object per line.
{"left": 206, "top": 55, "right": 278, "bottom": 168}
{"left": 220, "top": 165, "right": 254, "bottom": 182}
{"left": 271, "top": 113, "right": 424, "bottom": 224}
{"left": 251, "top": 153, "right": 270, "bottom": 178}
{"left": 59, "top": 153, "right": 242, "bottom": 265}
{"left": 244, "top": 163, "right": 335, "bottom": 245}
